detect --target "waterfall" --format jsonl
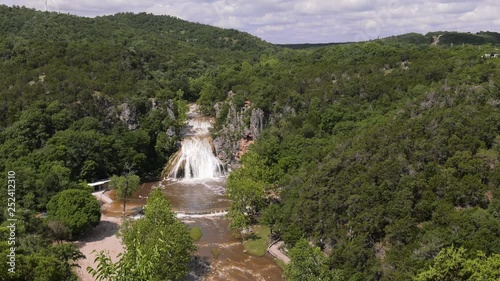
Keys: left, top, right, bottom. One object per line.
{"left": 163, "top": 105, "right": 226, "bottom": 180}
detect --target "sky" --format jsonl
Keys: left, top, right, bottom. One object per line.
{"left": 1, "top": 0, "right": 499, "bottom": 44}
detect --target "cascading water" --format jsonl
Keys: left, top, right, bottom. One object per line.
{"left": 158, "top": 104, "right": 283, "bottom": 280}
{"left": 163, "top": 105, "right": 226, "bottom": 180}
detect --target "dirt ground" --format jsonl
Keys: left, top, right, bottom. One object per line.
{"left": 74, "top": 215, "right": 123, "bottom": 281}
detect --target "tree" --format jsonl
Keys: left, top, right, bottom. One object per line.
{"left": 109, "top": 174, "right": 141, "bottom": 217}
{"left": 47, "top": 220, "right": 70, "bottom": 244}
{"left": 46, "top": 189, "right": 101, "bottom": 239}
{"left": 88, "top": 189, "right": 195, "bottom": 281}
{"left": 227, "top": 176, "right": 265, "bottom": 227}
{"left": 0, "top": 236, "right": 85, "bottom": 281}
{"left": 260, "top": 204, "right": 282, "bottom": 235}
{"left": 415, "top": 246, "right": 500, "bottom": 281}
{"left": 284, "top": 238, "right": 341, "bottom": 281}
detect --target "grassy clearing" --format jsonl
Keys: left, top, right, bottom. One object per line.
{"left": 190, "top": 226, "right": 203, "bottom": 241}
{"left": 243, "top": 225, "right": 270, "bottom": 256}
{"left": 274, "top": 258, "right": 287, "bottom": 271}
{"left": 211, "top": 248, "right": 220, "bottom": 259}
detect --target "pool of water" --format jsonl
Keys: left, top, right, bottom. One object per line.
{"left": 101, "top": 179, "right": 283, "bottom": 280}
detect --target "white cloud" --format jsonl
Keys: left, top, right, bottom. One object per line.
{"left": 1, "top": 0, "right": 499, "bottom": 43}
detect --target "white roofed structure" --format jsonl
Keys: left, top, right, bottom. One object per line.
{"left": 88, "top": 179, "right": 110, "bottom": 191}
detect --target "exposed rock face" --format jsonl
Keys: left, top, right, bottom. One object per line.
{"left": 238, "top": 136, "right": 254, "bottom": 160}
{"left": 150, "top": 98, "right": 160, "bottom": 110}
{"left": 117, "top": 103, "right": 139, "bottom": 131}
{"left": 92, "top": 92, "right": 116, "bottom": 127}
{"left": 213, "top": 101, "right": 266, "bottom": 170}
{"left": 165, "top": 99, "right": 176, "bottom": 120}
{"left": 166, "top": 126, "right": 176, "bottom": 137}
{"left": 117, "top": 103, "right": 139, "bottom": 130}
{"left": 113, "top": 98, "right": 177, "bottom": 131}
{"left": 249, "top": 108, "right": 265, "bottom": 139}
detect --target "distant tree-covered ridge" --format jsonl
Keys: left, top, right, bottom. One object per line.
{"left": 219, "top": 35, "right": 500, "bottom": 280}
{"left": 283, "top": 31, "right": 500, "bottom": 50}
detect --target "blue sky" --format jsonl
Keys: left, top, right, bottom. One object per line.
{"left": 2, "top": 0, "right": 499, "bottom": 43}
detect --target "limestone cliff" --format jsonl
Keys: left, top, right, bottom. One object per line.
{"left": 213, "top": 101, "right": 263, "bottom": 170}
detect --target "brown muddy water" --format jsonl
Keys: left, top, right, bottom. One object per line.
{"left": 102, "top": 179, "right": 284, "bottom": 280}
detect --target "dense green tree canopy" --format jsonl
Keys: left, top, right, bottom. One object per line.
{"left": 1, "top": 5, "right": 500, "bottom": 280}
{"left": 46, "top": 189, "right": 101, "bottom": 239}
{"left": 284, "top": 239, "right": 341, "bottom": 281}
{"left": 415, "top": 246, "right": 500, "bottom": 281}
{"left": 220, "top": 32, "right": 500, "bottom": 280}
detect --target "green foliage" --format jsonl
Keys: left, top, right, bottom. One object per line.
{"left": 109, "top": 174, "right": 141, "bottom": 216}
{"left": 88, "top": 189, "right": 195, "bottom": 281}
{"left": 284, "top": 239, "right": 342, "bottom": 281}
{"left": 46, "top": 189, "right": 101, "bottom": 239}
{"left": 211, "top": 248, "right": 220, "bottom": 259}
{"left": 227, "top": 173, "right": 266, "bottom": 228}
{"left": 0, "top": 5, "right": 273, "bottom": 280}
{"left": 242, "top": 225, "right": 270, "bottom": 256}
{"left": 189, "top": 226, "right": 203, "bottom": 242}
{"left": 415, "top": 246, "right": 500, "bottom": 281}
{"left": 2, "top": 5, "right": 500, "bottom": 279}
{"left": 0, "top": 229, "right": 84, "bottom": 280}
{"left": 221, "top": 34, "right": 500, "bottom": 280}
{"left": 0, "top": 5, "right": 272, "bottom": 213}
{"left": 260, "top": 204, "right": 282, "bottom": 234}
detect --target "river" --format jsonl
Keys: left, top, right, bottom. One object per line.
{"left": 104, "top": 104, "right": 284, "bottom": 280}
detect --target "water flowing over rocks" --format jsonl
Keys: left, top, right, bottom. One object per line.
{"left": 157, "top": 103, "right": 283, "bottom": 279}
{"left": 163, "top": 104, "right": 226, "bottom": 180}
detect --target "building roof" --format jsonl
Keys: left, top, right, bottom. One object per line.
{"left": 88, "top": 179, "right": 110, "bottom": 187}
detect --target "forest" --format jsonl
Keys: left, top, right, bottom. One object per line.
{"left": 0, "top": 5, "right": 500, "bottom": 281}
{"left": 220, "top": 33, "right": 500, "bottom": 281}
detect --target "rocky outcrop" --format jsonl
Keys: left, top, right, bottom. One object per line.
{"left": 117, "top": 103, "right": 139, "bottom": 130}
{"left": 212, "top": 100, "right": 267, "bottom": 170}
{"left": 212, "top": 95, "right": 297, "bottom": 170}
{"left": 165, "top": 99, "right": 177, "bottom": 120}
{"left": 249, "top": 107, "right": 265, "bottom": 139}
{"left": 112, "top": 98, "right": 178, "bottom": 132}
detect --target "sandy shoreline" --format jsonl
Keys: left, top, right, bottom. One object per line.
{"left": 75, "top": 215, "right": 124, "bottom": 281}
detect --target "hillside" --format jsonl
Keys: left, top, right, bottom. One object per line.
{"left": 0, "top": 7, "right": 276, "bottom": 279}
{"left": 0, "top": 5, "right": 275, "bottom": 185}
{"left": 283, "top": 31, "right": 500, "bottom": 49}
{"left": 0, "top": 5, "right": 499, "bottom": 281}
{"left": 214, "top": 37, "right": 500, "bottom": 280}
{"left": 382, "top": 31, "right": 500, "bottom": 46}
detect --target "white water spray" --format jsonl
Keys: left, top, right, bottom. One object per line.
{"left": 168, "top": 136, "right": 225, "bottom": 180}
{"left": 164, "top": 105, "right": 226, "bottom": 180}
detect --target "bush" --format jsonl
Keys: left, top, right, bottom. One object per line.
{"left": 46, "top": 189, "right": 101, "bottom": 239}
{"left": 190, "top": 227, "right": 203, "bottom": 241}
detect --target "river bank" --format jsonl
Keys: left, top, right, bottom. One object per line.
{"left": 75, "top": 215, "right": 123, "bottom": 281}
{"left": 76, "top": 104, "right": 284, "bottom": 280}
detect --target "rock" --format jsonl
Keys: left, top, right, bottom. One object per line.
{"left": 117, "top": 103, "right": 139, "bottom": 130}
{"left": 250, "top": 108, "right": 265, "bottom": 139}
{"left": 214, "top": 102, "right": 223, "bottom": 119}
{"left": 166, "top": 126, "right": 176, "bottom": 137}
{"left": 212, "top": 96, "right": 266, "bottom": 169}
{"left": 212, "top": 92, "right": 298, "bottom": 168}
{"left": 166, "top": 99, "right": 176, "bottom": 120}
{"left": 150, "top": 98, "right": 160, "bottom": 110}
